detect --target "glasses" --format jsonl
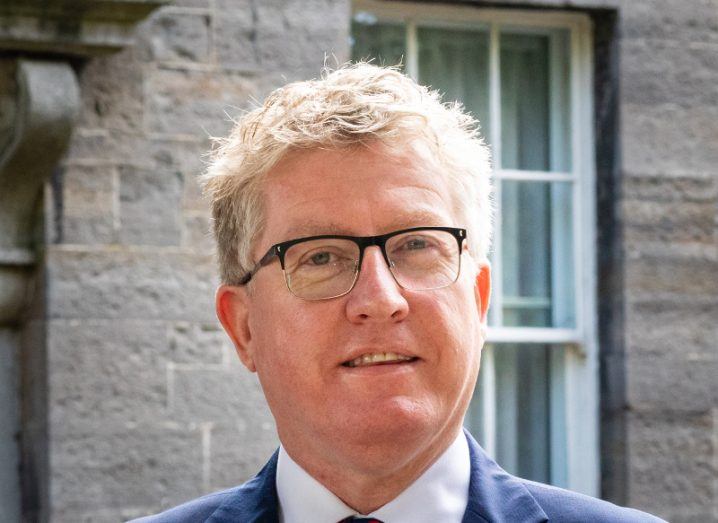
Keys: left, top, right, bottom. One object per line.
{"left": 240, "top": 226, "right": 466, "bottom": 300}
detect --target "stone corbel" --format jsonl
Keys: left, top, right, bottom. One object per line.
{"left": 0, "top": 0, "right": 169, "bottom": 57}
{"left": 0, "top": 1, "right": 168, "bottom": 325}
{"left": 0, "top": 59, "right": 80, "bottom": 325}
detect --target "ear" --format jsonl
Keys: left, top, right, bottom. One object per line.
{"left": 474, "top": 262, "right": 491, "bottom": 326}
{"left": 216, "top": 285, "right": 257, "bottom": 372}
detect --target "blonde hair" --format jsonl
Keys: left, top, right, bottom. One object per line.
{"left": 202, "top": 62, "right": 493, "bottom": 285}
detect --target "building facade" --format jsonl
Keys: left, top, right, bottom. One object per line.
{"left": 0, "top": 0, "right": 716, "bottom": 521}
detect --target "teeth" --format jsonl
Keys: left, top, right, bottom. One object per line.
{"left": 346, "top": 352, "right": 413, "bottom": 368}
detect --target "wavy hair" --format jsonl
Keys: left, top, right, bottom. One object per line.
{"left": 201, "top": 62, "right": 493, "bottom": 285}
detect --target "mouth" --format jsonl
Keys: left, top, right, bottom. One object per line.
{"left": 342, "top": 352, "right": 419, "bottom": 368}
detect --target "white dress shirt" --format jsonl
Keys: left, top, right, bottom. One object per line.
{"left": 276, "top": 431, "right": 470, "bottom": 523}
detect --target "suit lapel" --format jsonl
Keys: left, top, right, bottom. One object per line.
{"left": 206, "top": 450, "right": 280, "bottom": 523}
{"left": 462, "top": 430, "right": 548, "bottom": 523}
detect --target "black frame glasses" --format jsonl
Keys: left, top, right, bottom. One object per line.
{"left": 239, "top": 226, "right": 466, "bottom": 300}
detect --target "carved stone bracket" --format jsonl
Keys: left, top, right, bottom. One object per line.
{"left": 0, "top": 59, "right": 80, "bottom": 324}
{"left": 0, "top": 0, "right": 169, "bottom": 57}
{"left": 0, "top": 1, "right": 167, "bottom": 325}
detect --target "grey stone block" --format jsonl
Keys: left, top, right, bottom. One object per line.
{"left": 213, "top": 0, "right": 255, "bottom": 29}
{"left": 137, "top": 10, "right": 211, "bottom": 63}
{"left": 182, "top": 212, "right": 215, "bottom": 255}
{"left": 255, "top": 28, "right": 347, "bottom": 77}
{"left": 169, "top": 357, "right": 270, "bottom": 425}
{"left": 626, "top": 298, "right": 718, "bottom": 358}
{"left": 623, "top": 238, "right": 717, "bottom": 266}
{"left": 51, "top": 422, "right": 204, "bottom": 517}
{"left": 209, "top": 420, "right": 278, "bottom": 492}
{"left": 254, "top": 2, "right": 348, "bottom": 74}
{"left": 621, "top": 38, "right": 718, "bottom": 107}
{"left": 624, "top": 252, "right": 718, "bottom": 301}
{"left": 145, "top": 68, "right": 258, "bottom": 137}
{"left": 279, "top": 0, "right": 351, "bottom": 31}
{"left": 627, "top": 353, "right": 717, "bottom": 411}
{"left": 65, "top": 128, "right": 152, "bottom": 172}
{"left": 623, "top": 174, "right": 718, "bottom": 203}
{"left": 213, "top": 0, "right": 259, "bottom": 72}
{"left": 60, "top": 164, "right": 117, "bottom": 245}
{"left": 214, "top": 0, "right": 350, "bottom": 73}
{"left": 47, "top": 319, "right": 169, "bottom": 428}
{"left": 621, "top": 0, "right": 718, "bottom": 44}
{"left": 46, "top": 248, "right": 218, "bottom": 323}
{"left": 621, "top": 103, "right": 718, "bottom": 178}
{"left": 622, "top": 199, "right": 716, "bottom": 244}
{"left": 182, "top": 169, "right": 210, "bottom": 213}
{"left": 167, "top": 321, "right": 226, "bottom": 364}
{"left": 66, "top": 129, "right": 208, "bottom": 177}
{"left": 78, "top": 48, "right": 144, "bottom": 133}
{"left": 151, "top": 138, "right": 209, "bottom": 187}
{"left": 627, "top": 410, "right": 716, "bottom": 520}
{"left": 119, "top": 165, "right": 183, "bottom": 246}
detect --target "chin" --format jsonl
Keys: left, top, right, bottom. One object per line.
{"left": 343, "top": 396, "right": 443, "bottom": 446}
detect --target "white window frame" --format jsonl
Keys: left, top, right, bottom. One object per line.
{"left": 353, "top": 0, "right": 598, "bottom": 497}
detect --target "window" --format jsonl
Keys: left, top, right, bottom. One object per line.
{"left": 352, "top": 1, "right": 598, "bottom": 496}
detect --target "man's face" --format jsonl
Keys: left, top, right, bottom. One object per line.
{"left": 218, "top": 144, "right": 490, "bottom": 479}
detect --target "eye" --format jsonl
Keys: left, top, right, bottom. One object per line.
{"left": 394, "top": 235, "right": 436, "bottom": 252}
{"left": 404, "top": 238, "right": 429, "bottom": 250}
{"left": 307, "top": 251, "right": 332, "bottom": 265}
{"left": 297, "top": 247, "right": 350, "bottom": 268}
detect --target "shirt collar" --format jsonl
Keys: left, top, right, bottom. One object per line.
{"left": 276, "top": 431, "right": 470, "bottom": 523}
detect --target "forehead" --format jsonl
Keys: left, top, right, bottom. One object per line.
{"left": 258, "top": 144, "right": 457, "bottom": 243}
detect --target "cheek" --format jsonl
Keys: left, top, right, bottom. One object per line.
{"left": 248, "top": 298, "right": 337, "bottom": 389}
{"left": 421, "top": 287, "right": 482, "bottom": 382}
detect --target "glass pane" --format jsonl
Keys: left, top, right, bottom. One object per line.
{"left": 351, "top": 13, "right": 406, "bottom": 68}
{"left": 500, "top": 30, "right": 571, "bottom": 171}
{"left": 466, "top": 344, "right": 567, "bottom": 486}
{"left": 418, "top": 26, "right": 491, "bottom": 145}
{"left": 501, "top": 180, "right": 575, "bottom": 328}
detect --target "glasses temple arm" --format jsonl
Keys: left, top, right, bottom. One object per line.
{"left": 238, "top": 247, "right": 279, "bottom": 285}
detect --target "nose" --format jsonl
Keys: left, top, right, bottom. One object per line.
{"left": 345, "top": 246, "right": 409, "bottom": 323}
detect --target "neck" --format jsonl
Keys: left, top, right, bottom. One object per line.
{"left": 283, "top": 425, "right": 463, "bottom": 515}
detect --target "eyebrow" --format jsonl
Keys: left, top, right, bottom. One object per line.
{"left": 280, "top": 210, "right": 451, "bottom": 240}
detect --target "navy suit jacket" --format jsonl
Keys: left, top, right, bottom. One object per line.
{"left": 133, "top": 430, "right": 664, "bottom": 522}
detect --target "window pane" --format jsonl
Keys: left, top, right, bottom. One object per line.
{"left": 501, "top": 180, "right": 575, "bottom": 328}
{"left": 351, "top": 13, "right": 406, "bottom": 67}
{"left": 500, "top": 30, "right": 571, "bottom": 171}
{"left": 466, "top": 344, "right": 567, "bottom": 486}
{"left": 418, "top": 26, "right": 491, "bottom": 144}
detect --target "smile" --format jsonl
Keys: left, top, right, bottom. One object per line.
{"left": 343, "top": 352, "right": 418, "bottom": 368}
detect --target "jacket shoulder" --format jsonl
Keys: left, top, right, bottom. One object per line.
{"left": 128, "top": 486, "right": 243, "bottom": 523}
{"left": 521, "top": 480, "right": 666, "bottom": 522}
{"left": 129, "top": 450, "right": 279, "bottom": 523}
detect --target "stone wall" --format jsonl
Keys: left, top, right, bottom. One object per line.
{"left": 617, "top": 1, "right": 718, "bottom": 521}
{"left": 21, "top": 0, "right": 717, "bottom": 521}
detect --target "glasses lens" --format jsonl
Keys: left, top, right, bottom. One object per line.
{"left": 386, "top": 229, "right": 460, "bottom": 290}
{"left": 284, "top": 238, "right": 360, "bottom": 300}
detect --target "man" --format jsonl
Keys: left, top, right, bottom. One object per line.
{"left": 134, "top": 64, "right": 663, "bottom": 522}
